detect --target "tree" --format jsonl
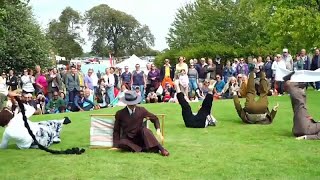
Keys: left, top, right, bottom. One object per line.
{"left": 0, "top": 0, "right": 52, "bottom": 72}
{"left": 85, "top": 4, "right": 155, "bottom": 57}
{"left": 46, "top": 7, "right": 83, "bottom": 60}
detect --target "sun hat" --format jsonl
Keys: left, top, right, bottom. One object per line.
{"left": 120, "top": 90, "right": 141, "bottom": 105}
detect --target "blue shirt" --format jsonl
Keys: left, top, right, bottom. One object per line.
{"left": 74, "top": 95, "right": 95, "bottom": 109}
{"left": 121, "top": 72, "right": 132, "bottom": 83}
{"left": 84, "top": 75, "right": 93, "bottom": 90}
{"left": 215, "top": 81, "right": 225, "bottom": 93}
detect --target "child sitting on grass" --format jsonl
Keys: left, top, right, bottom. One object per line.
{"left": 146, "top": 87, "right": 158, "bottom": 103}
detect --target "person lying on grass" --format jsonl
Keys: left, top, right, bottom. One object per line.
{"left": 175, "top": 80, "right": 217, "bottom": 128}
{"left": 283, "top": 72, "right": 320, "bottom": 140}
{"left": 110, "top": 90, "right": 169, "bottom": 156}
{"left": 0, "top": 102, "right": 71, "bottom": 149}
{"left": 233, "top": 65, "right": 279, "bottom": 124}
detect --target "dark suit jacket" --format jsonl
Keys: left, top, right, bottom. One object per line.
{"left": 47, "top": 74, "right": 62, "bottom": 92}
{"left": 113, "top": 106, "right": 160, "bottom": 147}
{"left": 160, "top": 65, "right": 174, "bottom": 81}
{"left": 65, "top": 73, "right": 80, "bottom": 91}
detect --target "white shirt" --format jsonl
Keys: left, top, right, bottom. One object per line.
{"left": 91, "top": 73, "right": 98, "bottom": 87}
{"left": 21, "top": 75, "right": 35, "bottom": 92}
{"left": 271, "top": 60, "right": 286, "bottom": 75}
{"left": 0, "top": 105, "right": 37, "bottom": 149}
{"left": 102, "top": 74, "right": 115, "bottom": 87}
{"left": 127, "top": 106, "right": 136, "bottom": 115}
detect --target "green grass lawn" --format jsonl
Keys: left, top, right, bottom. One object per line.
{"left": 0, "top": 91, "right": 320, "bottom": 179}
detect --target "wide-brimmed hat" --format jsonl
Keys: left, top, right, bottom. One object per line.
{"left": 120, "top": 91, "right": 141, "bottom": 105}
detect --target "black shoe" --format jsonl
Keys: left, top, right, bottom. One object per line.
{"left": 63, "top": 117, "right": 71, "bottom": 125}
{"left": 283, "top": 71, "right": 295, "bottom": 82}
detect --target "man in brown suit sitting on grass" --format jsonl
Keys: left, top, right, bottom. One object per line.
{"left": 110, "top": 90, "right": 169, "bottom": 156}
{"left": 283, "top": 72, "right": 320, "bottom": 140}
{"left": 233, "top": 65, "right": 279, "bottom": 124}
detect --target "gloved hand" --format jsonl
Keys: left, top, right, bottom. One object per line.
{"left": 273, "top": 103, "right": 279, "bottom": 111}
{"left": 156, "top": 129, "right": 164, "bottom": 142}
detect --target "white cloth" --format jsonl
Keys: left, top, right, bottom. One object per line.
{"left": 0, "top": 77, "right": 8, "bottom": 96}
{"left": 0, "top": 105, "right": 37, "bottom": 149}
{"left": 275, "top": 67, "right": 320, "bottom": 82}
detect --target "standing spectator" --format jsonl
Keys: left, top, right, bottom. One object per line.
{"left": 294, "top": 53, "right": 303, "bottom": 71}
{"left": 198, "top": 58, "right": 208, "bottom": 85}
{"left": 160, "top": 59, "right": 174, "bottom": 86}
{"left": 34, "top": 65, "right": 41, "bottom": 94}
{"left": 110, "top": 67, "right": 119, "bottom": 90}
{"left": 282, "top": 48, "right": 293, "bottom": 71}
{"left": 103, "top": 68, "right": 115, "bottom": 104}
{"left": 193, "top": 58, "right": 201, "bottom": 73}
{"left": 215, "top": 57, "right": 223, "bottom": 77}
{"left": 206, "top": 58, "right": 217, "bottom": 80}
{"left": 232, "top": 59, "right": 239, "bottom": 72}
{"left": 188, "top": 63, "right": 199, "bottom": 97}
{"left": 178, "top": 69, "right": 189, "bottom": 99}
{"left": 300, "top": 49, "right": 311, "bottom": 70}
{"left": 144, "top": 63, "right": 152, "bottom": 98}
{"left": 97, "top": 70, "right": 102, "bottom": 79}
{"left": 47, "top": 68, "right": 62, "bottom": 100}
{"left": 271, "top": 54, "right": 286, "bottom": 95}
{"left": 35, "top": 70, "right": 48, "bottom": 96}
{"left": 174, "top": 56, "right": 188, "bottom": 79}
{"left": 131, "top": 64, "right": 146, "bottom": 101}
{"left": 0, "top": 72, "right": 6, "bottom": 109}
{"left": 84, "top": 68, "right": 94, "bottom": 91}
{"left": 264, "top": 56, "right": 274, "bottom": 89}
{"left": 21, "top": 69, "right": 35, "bottom": 94}
{"left": 6, "top": 70, "right": 18, "bottom": 91}
{"left": 236, "top": 58, "right": 249, "bottom": 76}
{"left": 148, "top": 64, "right": 161, "bottom": 90}
{"left": 223, "top": 60, "right": 235, "bottom": 83}
{"left": 65, "top": 66, "right": 80, "bottom": 106}
{"left": 120, "top": 66, "right": 132, "bottom": 87}
{"left": 77, "top": 64, "right": 85, "bottom": 90}
{"left": 255, "top": 56, "right": 264, "bottom": 78}
{"left": 91, "top": 69, "right": 99, "bottom": 94}
{"left": 311, "top": 48, "right": 320, "bottom": 91}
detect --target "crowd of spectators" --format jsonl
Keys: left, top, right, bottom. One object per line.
{"left": 0, "top": 48, "right": 319, "bottom": 115}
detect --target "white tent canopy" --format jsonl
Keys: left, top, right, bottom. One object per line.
{"left": 115, "top": 54, "right": 150, "bottom": 72}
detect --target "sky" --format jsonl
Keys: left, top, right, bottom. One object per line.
{"left": 29, "top": 0, "right": 193, "bottom": 52}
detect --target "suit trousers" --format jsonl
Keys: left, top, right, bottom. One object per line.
{"left": 177, "top": 92, "right": 213, "bottom": 128}
{"left": 244, "top": 71, "right": 269, "bottom": 114}
{"left": 118, "top": 127, "right": 160, "bottom": 152}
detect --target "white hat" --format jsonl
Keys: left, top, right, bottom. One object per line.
{"left": 283, "top": 48, "right": 288, "bottom": 53}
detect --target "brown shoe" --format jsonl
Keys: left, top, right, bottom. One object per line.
{"left": 160, "top": 149, "right": 170, "bottom": 156}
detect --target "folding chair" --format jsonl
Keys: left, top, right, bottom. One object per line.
{"left": 89, "top": 114, "right": 165, "bottom": 149}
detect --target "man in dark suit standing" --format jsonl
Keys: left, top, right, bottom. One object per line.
{"left": 283, "top": 72, "right": 320, "bottom": 140}
{"left": 111, "top": 91, "right": 169, "bottom": 156}
{"left": 65, "top": 66, "right": 80, "bottom": 107}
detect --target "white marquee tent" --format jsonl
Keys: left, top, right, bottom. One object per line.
{"left": 115, "top": 54, "right": 150, "bottom": 72}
